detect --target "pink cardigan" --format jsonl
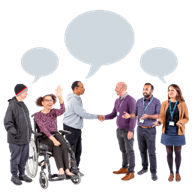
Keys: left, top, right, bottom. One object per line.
{"left": 34, "top": 103, "right": 65, "bottom": 138}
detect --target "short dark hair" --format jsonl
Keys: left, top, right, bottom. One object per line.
{"left": 144, "top": 83, "right": 154, "bottom": 90}
{"left": 71, "top": 81, "right": 81, "bottom": 91}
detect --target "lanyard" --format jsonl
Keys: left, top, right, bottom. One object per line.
{"left": 117, "top": 97, "right": 126, "bottom": 111}
{"left": 143, "top": 96, "right": 154, "bottom": 114}
{"left": 169, "top": 100, "right": 178, "bottom": 120}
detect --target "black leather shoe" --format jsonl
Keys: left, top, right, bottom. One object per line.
{"left": 58, "top": 174, "right": 65, "bottom": 180}
{"left": 19, "top": 175, "right": 32, "bottom": 183}
{"left": 137, "top": 169, "right": 148, "bottom": 175}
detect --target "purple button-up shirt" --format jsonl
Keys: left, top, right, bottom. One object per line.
{"left": 133, "top": 95, "right": 161, "bottom": 127}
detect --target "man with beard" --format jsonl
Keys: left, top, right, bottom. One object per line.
{"left": 122, "top": 83, "right": 161, "bottom": 181}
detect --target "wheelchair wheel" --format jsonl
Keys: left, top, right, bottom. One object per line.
{"left": 26, "top": 138, "right": 38, "bottom": 178}
{"left": 71, "top": 173, "right": 81, "bottom": 185}
{"left": 39, "top": 172, "right": 48, "bottom": 189}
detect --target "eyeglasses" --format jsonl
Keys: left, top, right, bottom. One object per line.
{"left": 44, "top": 99, "right": 54, "bottom": 103}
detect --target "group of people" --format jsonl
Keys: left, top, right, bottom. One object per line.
{"left": 4, "top": 81, "right": 189, "bottom": 186}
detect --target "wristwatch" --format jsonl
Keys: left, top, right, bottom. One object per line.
{"left": 158, "top": 121, "right": 161, "bottom": 125}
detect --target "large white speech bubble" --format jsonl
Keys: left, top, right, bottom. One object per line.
{"left": 140, "top": 47, "right": 178, "bottom": 83}
{"left": 21, "top": 47, "right": 59, "bottom": 83}
{"left": 65, "top": 10, "right": 134, "bottom": 78}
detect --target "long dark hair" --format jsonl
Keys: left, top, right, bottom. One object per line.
{"left": 36, "top": 94, "right": 57, "bottom": 107}
{"left": 168, "top": 84, "right": 185, "bottom": 102}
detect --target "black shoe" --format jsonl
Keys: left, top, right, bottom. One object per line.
{"left": 52, "top": 174, "right": 66, "bottom": 181}
{"left": 19, "top": 175, "right": 33, "bottom": 183}
{"left": 11, "top": 177, "right": 22, "bottom": 185}
{"left": 66, "top": 174, "right": 79, "bottom": 179}
{"left": 137, "top": 168, "right": 148, "bottom": 175}
{"left": 151, "top": 173, "right": 158, "bottom": 181}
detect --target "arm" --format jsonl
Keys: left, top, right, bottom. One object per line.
{"left": 72, "top": 101, "right": 98, "bottom": 119}
{"left": 122, "top": 100, "right": 137, "bottom": 119}
{"left": 178, "top": 102, "right": 189, "bottom": 125}
{"left": 34, "top": 115, "right": 52, "bottom": 138}
{"left": 128, "top": 98, "right": 136, "bottom": 132}
{"left": 4, "top": 104, "right": 18, "bottom": 134}
{"left": 144, "top": 114, "right": 159, "bottom": 119}
{"left": 105, "top": 100, "right": 117, "bottom": 120}
{"left": 158, "top": 101, "right": 165, "bottom": 124}
{"left": 53, "top": 103, "right": 65, "bottom": 117}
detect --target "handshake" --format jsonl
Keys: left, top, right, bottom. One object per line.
{"left": 98, "top": 115, "right": 105, "bottom": 122}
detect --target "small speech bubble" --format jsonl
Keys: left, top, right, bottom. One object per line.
{"left": 140, "top": 47, "right": 178, "bottom": 83}
{"left": 21, "top": 47, "right": 58, "bottom": 83}
{"left": 65, "top": 10, "right": 134, "bottom": 78}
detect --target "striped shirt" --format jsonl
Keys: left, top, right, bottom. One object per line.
{"left": 133, "top": 95, "right": 161, "bottom": 126}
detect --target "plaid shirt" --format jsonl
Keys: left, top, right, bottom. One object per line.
{"left": 133, "top": 95, "right": 161, "bottom": 126}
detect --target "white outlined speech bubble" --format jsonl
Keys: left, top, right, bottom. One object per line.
{"left": 65, "top": 10, "right": 134, "bottom": 78}
{"left": 140, "top": 47, "right": 178, "bottom": 83}
{"left": 21, "top": 47, "right": 59, "bottom": 83}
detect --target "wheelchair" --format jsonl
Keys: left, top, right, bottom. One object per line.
{"left": 25, "top": 114, "right": 81, "bottom": 189}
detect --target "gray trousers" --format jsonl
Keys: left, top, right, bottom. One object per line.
{"left": 9, "top": 143, "right": 29, "bottom": 178}
{"left": 137, "top": 126, "right": 157, "bottom": 173}
{"left": 117, "top": 128, "right": 135, "bottom": 173}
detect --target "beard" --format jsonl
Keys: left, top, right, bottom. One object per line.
{"left": 143, "top": 92, "right": 151, "bottom": 98}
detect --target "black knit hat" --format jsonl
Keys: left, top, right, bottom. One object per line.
{"left": 14, "top": 84, "right": 28, "bottom": 97}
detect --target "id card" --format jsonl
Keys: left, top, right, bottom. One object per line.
{"left": 117, "top": 112, "right": 120, "bottom": 116}
{"left": 169, "top": 121, "right": 174, "bottom": 126}
{"left": 140, "top": 119, "right": 144, "bottom": 123}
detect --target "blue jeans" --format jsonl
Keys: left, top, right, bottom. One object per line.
{"left": 137, "top": 126, "right": 157, "bottom": 173}
{"left": 117, "top": 128, "right": 135, "bottom": 173}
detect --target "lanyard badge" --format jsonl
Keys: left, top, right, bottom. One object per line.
{"left": 169, "top": 100, "right": 178, "bottom": 126}
{"left": 139, "top": 96, "right": 154, "bottom": 123}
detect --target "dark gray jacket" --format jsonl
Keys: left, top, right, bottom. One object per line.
{"left": 4, "top": 97, "right": 32, "bottom": 145}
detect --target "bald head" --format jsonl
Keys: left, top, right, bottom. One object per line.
{"left": 115, "top": 82, "right": 127, "bottom": 97}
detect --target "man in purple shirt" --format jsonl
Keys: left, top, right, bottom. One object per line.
{"left": 123, "top": 83, "right": 161, "bottom": 181}
{"left": 101, "top": 82, "right": 136, "bottom": 181}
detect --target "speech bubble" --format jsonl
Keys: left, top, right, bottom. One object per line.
{"left": 65, "top": 10, "right": 134, "bottom": 78}
{"left": 21, "top": 47, "right": 59, "bottom": 83}
{"left": 140, "top": 47, "right": 178, "bottom": 83}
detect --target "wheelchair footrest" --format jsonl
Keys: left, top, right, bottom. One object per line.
{"left": 49, "top": 174, "right": 66, "bottom": 182}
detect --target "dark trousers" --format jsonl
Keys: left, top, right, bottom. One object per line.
{"left": 63, "top": 124, "right": 82, "bottom": 168}
{"left": 40, "top": 133, "right": 69, "bottom": 170}
{"left": 9, "top": 143, "right": 29, "bottom": 178}
{"left": 117, "top": 128, "right": 135, "bottom": 173}
{"left": 137, "top": 126, "right": 157, "bottom": 173}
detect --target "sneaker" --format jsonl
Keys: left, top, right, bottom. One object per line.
{"left": 11, "top": 177, "right": 22, "bottom": 185}
{"left": 19, "top": 175, "right": 33, "bottom": 183}
{"left": 137, "top": 168, "right": 148, "bottom": 175}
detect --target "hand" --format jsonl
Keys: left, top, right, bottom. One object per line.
{"left": 176, "top": 122, "right": 182, "bottom": 127}
{"left": 98, "top": 115, "right": 105, "bottom": 122}
{"left": 152, "top": 121, "right": 160, "bottom": 127}
{"left": 53, "top": 139, "right": 61, "bottom": 146}
{"left": 55, "top": 85, "right": 63, "bottom": 98}
{"left": 127, "top": 131, "right": 133, "bottom": 140}
{"left": 140, "top": 114, "right": 148, "bottom": 120}
{"left": 122, "top": 112, "right": 131, "bottom": 119}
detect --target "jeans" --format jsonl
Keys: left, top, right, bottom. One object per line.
{"left": 117, "top": 128, "right": 135, "bottom": 173}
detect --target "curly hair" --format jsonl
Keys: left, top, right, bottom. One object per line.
{"left": 36, "top": 94, "right": 57, "bottom": 107}
{"left": 168, "top": 84, "right": 185, "bottom": 102}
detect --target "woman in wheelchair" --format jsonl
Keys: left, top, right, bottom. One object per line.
{"left": 34, "top": 86, "right": 76, "bottom": 180}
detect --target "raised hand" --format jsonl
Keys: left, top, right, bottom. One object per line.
{"left": 140, "top": 114, "right": 148, "bottom": 120}
{"left": 55, "top": 85, "right": 63, "bottom": 98}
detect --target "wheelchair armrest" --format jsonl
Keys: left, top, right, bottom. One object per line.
{"left": 32, "top": 131, "right": 43, "bottom": 137}
{"left": 59, "top": 130, "right": 72, "bottom": 136}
